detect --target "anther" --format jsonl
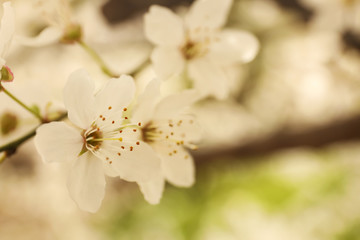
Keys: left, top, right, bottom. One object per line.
{"left": 117, "top": 152, "right": 121, "bottom": 156}
{"left": 130, "top": 146, "right": 133, "bottom": 151}
{"left": 119, "top": 137, "right": 123, "bottom": 142}
{"left": 124, "top": 117, "right": 128, "bottom": 120}
{"left": 133, "top": 129, "right": 137, "bottom": 132}
{"left": 138, "top": 122, "right": 142, "bottom": 127}
{"left": 136, "top": 141, "right": 140, "bottom": 145}
{"left": 121, "top": 146, "right": 125, "bottom": 149}
{"left": 112, "top": 121, "right": 115, "bottom": 124}
{"left": 106, "top": 157, "right": 109, "bottom": 160}
{"left": 109, "top": 161, "right": 112, "bottom": 164}
{"left": 102, "top": 117, "right": 106, "bottom": 121}
{"left": 123, "top": 108, "right": 127, "bottom": 111}
{"left": 108, "top": 106, "right": 112, "bottom": 110}
{"left": 119, "top": 130, "right": 123, "bottom": 133}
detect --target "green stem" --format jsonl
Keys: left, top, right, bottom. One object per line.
{"left": 0, "top": 85, "right": 43, "bottom": 122}
{"left": 0, "top": 112, "right": 68, "bottom": 162}
{"left": 77, "top": 40, "right": 119, "bottom": 78}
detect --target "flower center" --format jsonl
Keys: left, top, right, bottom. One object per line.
{"left": 141, "top": 119, "right": 197, "bottom": 150}
{"left": 60, "top": 24, "right": 82, "bottom": 44}
{"left": 181, "top": 40, "right": 209, "bottom": 60}
{"left": 81, "top": 125, "right": 103, "bottom": 153}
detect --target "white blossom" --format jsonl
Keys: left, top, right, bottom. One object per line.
{"left": 34, "top": 69, "right": 161, "bottom": 212}
{"left": 17, "top": 0, "right": 81, "bottom": 47}
{"left": 131, "top": 80, "right": 202, "bottom": 204}
{"left": 144, "top": 0, "right": 259, "bottom": 99}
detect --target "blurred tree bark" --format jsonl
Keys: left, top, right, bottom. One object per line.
{"left": 193, "top": 114, "right": 360, "bottom": 163}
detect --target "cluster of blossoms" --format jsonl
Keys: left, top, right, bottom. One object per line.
{"left": 0, "top": 0, "right": 259, "bottom": 212}
{"left": 35, "top": 70, "right": 201, "bottom": 212}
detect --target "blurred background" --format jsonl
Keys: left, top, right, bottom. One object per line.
{"left": 1, "top": 0, "right": 360, "bottom": 239}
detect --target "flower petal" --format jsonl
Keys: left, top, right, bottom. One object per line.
{"left": 16, "top": 26, "right": 62, "bottom": 47}
{"left": 94, "top": 75, "right": 135, "bottom": 114}
{"left": 67, "top": 152, "right": 106, "bottom": 213}
{"left": 185, "top": 0, "right": 233, "bottom": 31}
{"left": 151, "top": 46, "right": 185, "bottom": 80}
{"left": 188, "top": 57, "right": 229, "bottom": 99}
{"left": 144, "top": 5, "right": 185, "bottom": 46}
{"left": 64, "top": 69, "right": 96, "bottom": 129}
{"left": 96, "top": 141, "right": 161, "bottom": 183}
{"left": 132, "top": 79, "right": 161, "bottom": 124}
{"left": 0, "top": 2, "right": 14, "bottom": 59}
{"left": 153, "top": 142, "right": 195, "bottom": 187}
{"left": 208, "top": 29, "right": 259, "bottom": 64}
{"left": 35, "top": 122, "right": 83, "bottom": 163}
{"left": 153, "top": 90, "right": 199, "bottom": 120}
{"left": 138, "top": 175, "right": 165, "bottom": 204}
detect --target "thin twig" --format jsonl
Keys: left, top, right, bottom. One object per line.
{"left": 0, "top": 112, "right": 68, "bottom": 161}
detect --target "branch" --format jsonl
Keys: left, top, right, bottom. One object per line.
{"left": 0, "top": 112, "right": 68, "bottom": 159}
{"left": 193, "top": 114, "right": 360, "bottom": 164}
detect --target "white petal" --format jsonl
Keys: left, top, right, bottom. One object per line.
{"left": 94, "top": 75, "right": 135, "bottom": 114}
{"left": 138, "top": 175, "right": 165, "bottom": 204}
{"left": 0, "top": 2, "right": 14, "bottom": 58}
{"left": 35, "top": 122, "right": 83, "bottom": 163}
{"left": 144, "top": 5, "right": 185, "bottom": 46}
{"left": 151, "top": 46, "right": 185, "bottom": 80}
{"left": 64, "top": 69, "right": 96, "bottom": 129}
{"left": 154, "top": 142, "right": 195, "bottom": 187}
{"left": 185, "top": 0, "right": 233, "bottom": 31}
{"left": 132, "top": 79, "right": 161, "bottom": 124}
{"left": 188, "top": 58, "right": 229, "bottom": 99}
{"left": 153, "top": 90, "right": 200, "bottom": 120}
{"left": 67, "top": 152, "right": 106, "bottom": 213}
{"left": 97, "top": 141, "right": 161, "bottom": 183}
{"left": 208, "top": 29, "right": 259, "bottom": 64}
{"left": 16, "top": 26, "right": 62, "bottom": 47}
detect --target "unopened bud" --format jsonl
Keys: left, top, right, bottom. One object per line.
{"left": 60, "top": 24, "right": 82, "bottom": 44}
{"left": 1, "top": 112, "right": 18, "bottom": 135}
{"left": 0, "top": 66, "right": 14, "bottom": 82}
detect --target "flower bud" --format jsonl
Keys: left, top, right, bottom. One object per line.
{"left": 0, "top": 66, "right": 14, "bottom": 82}
{"left": 1, "top": 112, "right": 18, "bottom": 135}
